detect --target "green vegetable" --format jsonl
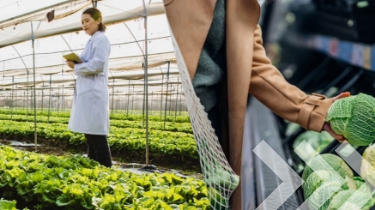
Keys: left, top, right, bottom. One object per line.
{"left": 328, "top": 190, "right": 375, "bottom": 210}
{"left": 303, "top": 170, "right": 339, "bottom": 199}
{"left": 0, "top": 120, "right": 199, "bottom": 161}
{"left": 293, "top": 131, "right": 334, "bottom": 162}
{"left": 0, "top": 199, "right": 17, "bottom": 210}
{"left": 326, "top": 93, "right": 375, "bottom": 146}
{"left": 303, "top": 170, "right": 348, "bottom": 210}
{"left": 204, "top": 166, "right": 239, "bottom": 192}
{"left": 360, "top": 144, "right": 375, "bottom": 187}
{"left": 302, "top": 154, "right": 353, "bottom": 182}
{"left": 353, "top": 176, "right": 372, "bottom": 194}
{"left": 207, "top": 187, "right": 227, "bottom": 210}
{"left": 0, "top": 146, "right": 210, "bottom": 209}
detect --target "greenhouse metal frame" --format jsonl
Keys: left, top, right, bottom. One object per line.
{"left": 0, "top": 0, "right": 187, "bottom": 165}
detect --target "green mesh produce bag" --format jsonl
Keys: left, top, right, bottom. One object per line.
{"left": 327, "top": 93, "right": 375, "bottom": 146}
{"left": 169, "top": 27, "right": 239, "bottom": 209}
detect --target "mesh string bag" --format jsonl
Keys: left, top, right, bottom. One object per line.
{"left": 168, "top": 26, "right": 239, "bottom": 209}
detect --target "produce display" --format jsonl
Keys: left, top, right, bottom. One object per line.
{"left": 361, "top": 144, "right": 375, "bottom": 187}
{"left": 327, "top": 190, "right": 374, "bottom": 210}
{"left": 301, "top": 154, "right": 375, "bottom": 210}
{"left": 303, "top": 170, "right": 351, "bottom": 210}
{"left": 301, "top": 154, "right": 353, "bottom": 182}
{"left": 326, "top": 93, "right": 375, "bottom": 146}
{"left": 353, "top": 177, "right": 372, "bottom": 194}
{"left": 293, "top": 130, "right": 334, "bottom": 171}
{"left": 288, "top": 113, "right": 375, "bottom": 210}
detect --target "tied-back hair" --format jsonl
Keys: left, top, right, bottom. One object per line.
{"left": 83, "top": 7, "right": 106, "bottom": 32}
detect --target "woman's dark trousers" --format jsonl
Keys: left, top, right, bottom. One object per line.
{"left": 85, "top": 134, "right": 112, "bottom": 167}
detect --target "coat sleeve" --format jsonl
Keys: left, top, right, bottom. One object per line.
{"left": 74, "top": 37, "right": 110, "bottom": 75}
{"left": 249, "top": 25, "right": 333, "bottom": 132}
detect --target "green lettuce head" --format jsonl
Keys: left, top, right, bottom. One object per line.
{"left": 303, "top": 170, "right": 349, "bottom": 210}
{"left": 326, "top": 93, "right": 375, "bottom": 146}
{"left": 293, "top": 131, "right": 334, "bottom": 163}
{"left": 353, "top": 176, "right": 372, "bottom": 194}
{"left": 327, "top": 190, "right": 375, "bottom": 210}
{"left": 302, "top": 154, "right": 353, "bottom": 182}
{"left": 361, "top": 144, "right": 375, "bottom": 187}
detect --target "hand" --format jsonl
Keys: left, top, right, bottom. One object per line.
{"left": 322, "top": 122, "right": 346, "bottom": 143}
{"left": 323, "top": 92, "right": 351, "bottom": 143}
{"left": 66, "top": 61, "right": 75, "bottom": 69}
{"left": 333, "top": 91, "right": 350, "bottom": 101}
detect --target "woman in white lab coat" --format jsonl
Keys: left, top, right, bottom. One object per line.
{"left": 66, "top": 7, "right": 112, "bottom": 167}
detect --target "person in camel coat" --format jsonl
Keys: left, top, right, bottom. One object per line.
{"left": 162, "top": 0, "right": 349, "bottom": 209}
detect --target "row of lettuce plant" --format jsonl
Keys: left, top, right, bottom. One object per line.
{"left": 0, "top": 114, "right": 193, "bottom": 134}
{"left": 0, "top": 120, "right": 199, "bottom": 160}
{"left": 0, "top": 109, "right": 191, "bottom": 123}
{"left": 0, "top": 146, "right": 209, "bottom": 209}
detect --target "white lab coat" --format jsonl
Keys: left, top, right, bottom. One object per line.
{"left": 68, "top": 31, "right": 111, "bottom": 135}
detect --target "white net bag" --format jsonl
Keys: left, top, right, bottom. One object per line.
{"left": 168, "top": 26, "right": 240, "bottom": 209}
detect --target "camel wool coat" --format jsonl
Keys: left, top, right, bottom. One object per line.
{"left": 162, "top": 0, "right": 334, "bottom": 209}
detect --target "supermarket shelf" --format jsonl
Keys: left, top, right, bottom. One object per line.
{"left": 256, "top": 1, "right": 375, "bottom": 209}
{"left": 285, "top": 32, "right": 375, "bottom": 72}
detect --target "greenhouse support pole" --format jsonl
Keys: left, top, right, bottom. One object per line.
{"left": 127, "top": 80, "right": 130, "bottom": 117}
{"left": 160, "top": 71, "right": 164, "bottom": 120}
{"left": 57, "top": 86, "right": 60, "bottom": 112}
{"left": 150, "top": 91, "right": 153, "bottom": 112}
{"left": 168, "top": 86, "right": 172, "bottom": 116}
{"left": 27, "top": 72, "right": 29, "bottom": 120}
{"left": 41, "top": 83, "right": 44, "bottom": 112}
{"left": 17, "top": 87, "right": 20, "bottom": 111}
{"left": 142, "top": 0, "right": 150, "bottom": 166}
{"left": 174, "top": 77, "right": 179, "bottom": 121}
{"left": 131, "top": 84, "right": 134, "bottom": 115}
{"left": 23, "top": 91, "right": 25, "bottom": 110}
{"left": 15, "top": 85, "right": 18, "bottom": 112}
{"left": 14, "top": 89, "right": 16, "bottom": 111}
{"left": 31, "top": 21, "right": 38, "bottom": 151}
{"left": 142, "top": 62, "right": 145, "bottom": 128}
{"left": 48, "top": 74, "right": 52, "bottom": 123}
{"left": 7, "top": 91, "right": 9, "bottom": 111}
{"left": 164, "top": 61, "right": 170, "bottom": 130}
{"left": 179, "top": 84, "right": 183, "bottom": 115}
{"left": 62, "top": 85, "right": 65, "bottom": 112}
{"left": 11, "top": 76, "right": 14, "bottom": 120}
{"left": 168, "top": 83, "right": 173, "bottom": 116}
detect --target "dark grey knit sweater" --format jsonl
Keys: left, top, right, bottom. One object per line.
{"left": 192, "top": 0, "right": 226, "bottom": 112}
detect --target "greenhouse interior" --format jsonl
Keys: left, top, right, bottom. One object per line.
{"left": 0, "top": 0, "right": 374, "bottom": 209}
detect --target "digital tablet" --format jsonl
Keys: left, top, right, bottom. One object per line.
{"left": 63, "top": 53, "right": 82, "bottom": 64}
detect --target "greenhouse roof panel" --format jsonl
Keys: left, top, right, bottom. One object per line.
{"left": 0, "top": 0, "right": 179, "bottom": 95}
{"left": 0, "top": 2, "right": 165, "bottom": 48}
